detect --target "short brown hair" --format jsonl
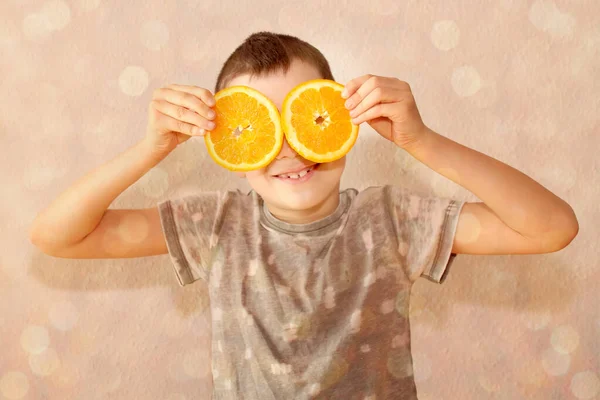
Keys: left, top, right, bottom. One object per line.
{"left": 214, "top": 31, "right": 335, "bottom": 93}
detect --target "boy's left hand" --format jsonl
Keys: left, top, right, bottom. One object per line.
{"left": 342, "top": 74, "right": 428, "bottom": 149}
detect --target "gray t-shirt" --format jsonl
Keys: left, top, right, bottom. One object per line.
{"left": 158, "top": 185, "right": 465, "bottom": 399}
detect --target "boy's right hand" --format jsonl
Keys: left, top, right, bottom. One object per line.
{"left": 145, "top": 84, "right": 217, "bottom": 155}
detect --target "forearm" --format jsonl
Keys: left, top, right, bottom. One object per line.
{"left": 404, "top": 127, "right": 578, "bottom": 238}
{"left": 30, "top": 138, "right": 168, "bottom": 249}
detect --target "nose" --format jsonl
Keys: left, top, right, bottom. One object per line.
{"left": 276, "top": 137, "right": 299, "bottom": 160}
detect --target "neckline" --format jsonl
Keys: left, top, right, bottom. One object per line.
{"left": 259, "top": 189, "right": 352, "bottom": 234}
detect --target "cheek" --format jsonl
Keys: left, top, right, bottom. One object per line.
{"left": 245, "top": 170, "right": 272, "bottom": 186}
{"left": 245, "top": 168, "right": 268, "bottom": 178}
{"left": 320, "top": 157, "right": 346, "bottom": 176}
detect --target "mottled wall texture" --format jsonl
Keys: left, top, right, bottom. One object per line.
{"left": 2, "top": 0, "right": 599, "bottom": 399}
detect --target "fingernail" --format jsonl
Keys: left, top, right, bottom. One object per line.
{"left": 341, "top": 89, "right": 348, "bottom": 98}
{"left": 199, "top": 129, "right": 205, "bottom": 135}
{"left": 208, "top": 98, "right": 216, "bottom": 106}
{"left": 208, "top": 110, "right": 215, "bottom": 119}
{"left": 208, "top": 122, "right": 215, "bottom": 129}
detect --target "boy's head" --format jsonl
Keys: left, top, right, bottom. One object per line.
{"left": 214, "top": 32, "right": 346, "bottom": 223}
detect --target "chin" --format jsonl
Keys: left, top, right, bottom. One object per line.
{"left": 262, "top": 181, "right": 332, "bottom": 211}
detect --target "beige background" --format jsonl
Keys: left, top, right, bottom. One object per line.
{"left": 2, "top": 0, "right": 599, "bottom": 399}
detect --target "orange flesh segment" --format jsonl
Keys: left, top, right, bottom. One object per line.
{"left": 206, "top": 89, "right": 280, "bottom": 169}
{"left": 290, "top": 86, "right": 353, "bottom": 154}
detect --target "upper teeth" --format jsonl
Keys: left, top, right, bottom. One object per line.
{"left": 278, "top": 166, "right": 313, "bottom": 179}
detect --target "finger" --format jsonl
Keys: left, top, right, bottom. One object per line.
{"left": 351, "top": 102, "right": 401, "bottom": 126}
{"left": 344, "top": 76, "right": 399, "bottom": 111}
{"left": 341, "top": 74, "right": 372, "bottom": 99}
{"left": 154, "top": 86, "right": 215, "bottom": 121}
{"left": 348, "top": 87, "right": 405, "bottom": 121}
{"left": 153, "top": 105, "right": 206, "bottom": 136}
{"left": 158, "top": 109, "right": 204, "bottom": 136}
{"left": 151, "top": 99, "right": 216, "bottom": 132}
{"left": 166, "top": 84, "right": 216, "bottom": 107}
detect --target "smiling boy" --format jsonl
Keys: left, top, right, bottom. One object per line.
{"left": 30, "top": 31, "right": 579, "bottom": 399}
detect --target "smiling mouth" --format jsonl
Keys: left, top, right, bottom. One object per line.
{"left": 273, "top": 163, "right": 321, "bottom": 180}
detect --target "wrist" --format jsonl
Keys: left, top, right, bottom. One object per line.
{"left": 140, "top": 137, "right": 171, "bottom": 162}
{"left": 398, "top": 126, "right": 436, "bottom": 156}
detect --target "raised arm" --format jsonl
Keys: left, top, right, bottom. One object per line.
{"left": 29, "top": 84, "right": 217, "bottom": 258}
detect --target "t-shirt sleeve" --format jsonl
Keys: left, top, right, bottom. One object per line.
{"left": 157, "top": 191, "right": 229, "bottom": 286}
{"left": 385, "top": 185, "right": 465, "bottom": 284}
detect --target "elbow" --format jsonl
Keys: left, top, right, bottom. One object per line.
{"left": 561, "top": 218, "right": 579, "bottom": 249}
{"left": 546, "top": 215, "right": 579, "bottom": 253}
{"left": 29, "top": 224, "right": 43, "bottom": 248}
{"left": 29, "top": 224, "right": 58, "bottom": 256}
{"left": 562, "top": 206, "right": 580, "bottom": 248}
{"left": 29, "top": 216, "right": 47, "bottom": 247}
{"left": 556, "top": 229, "right": 578, "bottom": 252}
{"left": 29, "top": 233, "right": 51, "bottom": 256}
{"left": 524, "top": 205, "right": 579, "bottom": 254}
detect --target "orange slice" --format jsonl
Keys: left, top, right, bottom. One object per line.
{"left": 205, "top": 86, "right": 283, "bottom": 171}
{"left": 281, "top": 79, "right": 359, "bottom": 163}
